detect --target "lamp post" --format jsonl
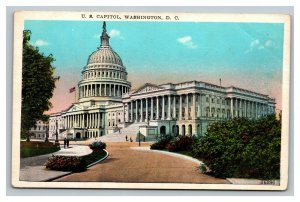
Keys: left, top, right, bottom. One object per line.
{"left": 138, "top": 131, "right": 141, "bottom": 147}
{"left": 55, "top": 119, "right": 59, "bottom": 145}
{"left": 45, "top": 125, "right": 49, "bottom": 142}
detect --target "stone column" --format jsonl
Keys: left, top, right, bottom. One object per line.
{"left": 90, "top": 114, "right": 92, "bottom": 128}
{"left": 209, "top": 96, "right": 212, "bottom": 117}
{"left": 104, "top": 84, "right": 107, "bottom": 96}
{"left": 162, "top": 96, "right": 165, "bottom": 120}
{"left": 123, "top": 103, "right": 126, "bottom": 122}
{"left": 113, "top": 84, "right": 116, "bottom": 96}
{"left": 95, "top": 113, "right": 98, "bottom": 128}
{"left": 230, "top": 98, "right": 234, "bottom": 118}
{"left": 235, "top": 98, "right": 238, "bottom": 117}
{"left": 98, "top": 112, "right": 101, "bottom": 128}
{"left": 156, "top": 97, "right": 159, "bottom": 120}
{"left": 192, "top": 93, "right": 196, "bottom": 119}
{"left": 130, "top": 101, "right": 133, "bottom": 122}
{"left": 186, "top": 95, "right": 189, "bottom": 119}
{"left": 145, "top": 98, "right": 148, "bottom": 122}
{"left": 167, "top": 95, "right": 171, "bottom": 120}
{"left": 173, "top": 95, "right": 176, "bottom": 119}
{"left": 244, "top": 100, "right": 246, "bottom": 117}
{"left": 108, "top": 84, "right": 111, "bottom": 96}
{"left": 101, "top": 113, "right": 105, "bottom": 128}
{"left": 140, "top": 99, "right": 143, "bottom": 122}
{"left": 255, "top": 102, "right": 258, "bottom": 118}
{"left": 179, "top": 95, "right": 182, "bottom": 120}
{"left": 197, "top": 94, "right": 201, "bottom": 118}
{"left": 135, "top": 100, "right": 138, "bottom": 122}
{"left": 150, "top": 97, "right": 154, "bottom": 120}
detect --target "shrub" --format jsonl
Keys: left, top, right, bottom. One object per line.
{"left": 150, "top": 134, "right": 173, "bottom": 150}
{"left": 192, "top": 115, "right": 281, "bottom": 180}
{"left": 166, "top": 135, "right": 194, "bottom": 152}
{"left": 45, "top": 155, "right": 87, "bottom": 172}
{"left": 89, "top": 141, "right": 106, "bottom": 150}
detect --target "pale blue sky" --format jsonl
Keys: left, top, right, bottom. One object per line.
{"left": 24, "top": 20, "right": 284, "bottom": 113}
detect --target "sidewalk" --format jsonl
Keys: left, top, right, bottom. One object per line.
{"left": 20, "top": 145, "right": 92, "bottom": 182}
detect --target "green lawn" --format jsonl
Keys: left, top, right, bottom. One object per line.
{"left": 21, "top": 147, "right": 60, "bottom": 158}
{"left": 82, "top": 149, "right": 107, "bottom": 166}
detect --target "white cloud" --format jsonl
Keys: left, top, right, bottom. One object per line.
{"left": 94, "top": 29, "right": 124, "bottom": 40}
{"left": 109, "top": 29, "right": 120, "bottom": 38}
{"left": 177, "top": 36, "right": 197, "bottom": 49}
{"left": 33, "top": 39, "right": 49, "bottom": 46}
{"left": 265, "top": 39, "right": 273, "bottom": 47}
{"left": 250, "top": 39, "right": 260, "bottom": 47}
{"left": 245, "top": 39, "right": 274, "bottom": 54}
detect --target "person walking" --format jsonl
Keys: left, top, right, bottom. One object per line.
{"left": 66, "top": 138, "right": 69, "bottom": 148}
{"left": 125, "top": 135, "right": 128, "bottom": 141}
{"left": 63, "top": 138, "right": 67, "bottom": 149}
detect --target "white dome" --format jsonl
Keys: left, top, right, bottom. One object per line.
{"left": 87, "top": 47, "right": 123, "bottom": 66}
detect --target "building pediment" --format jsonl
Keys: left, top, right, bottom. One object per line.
{"left": 132, "top": 83, "right": 164, "bottom": 94}
{"left": 65, "top": 104, "right": 84, "bottom": 112}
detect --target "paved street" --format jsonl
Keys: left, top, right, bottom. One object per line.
{"left": 55, "top": 142, "right": 229, "bottom": 184}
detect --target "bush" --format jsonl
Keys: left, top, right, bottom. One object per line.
{"left": 45, "top": 155, "right": 87, "bottom": 172}
{"left": 89, "top": 141, "right": 106, "bottom": 150}
{"left": 192, "top": 115, "right": 281, "bottom": 180}
{"left": 166, "top": 135, "right": 194, "bottom": 152}
{"left": 150, "top": 134, "right": 173, "bottom": 150}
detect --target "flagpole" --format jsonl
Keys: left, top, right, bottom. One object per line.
{"left": 74, "top": 87, "right": 76, "bottom": 103}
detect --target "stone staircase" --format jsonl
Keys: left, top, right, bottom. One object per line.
{"left": 97, "top": 123, "right": 146, "bottom": 142}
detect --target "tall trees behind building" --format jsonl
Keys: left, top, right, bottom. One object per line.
{"left": 21, "top": 30, "right": 59, "bottom": 141}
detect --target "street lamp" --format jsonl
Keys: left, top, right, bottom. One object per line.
{"left": 55, "top": 119, "right": 59, "bottom": 145}
{"left": 138, "top": 131, "right": 141, "bottom": 147}
{"left": 45, "top": 125, "right": 49, "bottom": 142}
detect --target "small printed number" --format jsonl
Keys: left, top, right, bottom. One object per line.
{"left": 262, "top": 180, "right": 275, "bottom": 185}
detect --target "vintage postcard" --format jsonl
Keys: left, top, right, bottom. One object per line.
{"left": 12, "top": 11, "right": 290, "bottom": 190}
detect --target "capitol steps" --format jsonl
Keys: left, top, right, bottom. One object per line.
{"left": 96, "top": 123, "right": 150, "bottom": 142}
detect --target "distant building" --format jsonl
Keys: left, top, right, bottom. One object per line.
{"left": 29, "top": 120, "right": 48, "bottom": 139}
{"left": 49, "top": 22, "right": 276, "bottom": 140}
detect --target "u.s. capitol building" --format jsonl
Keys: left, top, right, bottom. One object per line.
{"left": 49, "top": 22, "right": 276, "bottom": 141}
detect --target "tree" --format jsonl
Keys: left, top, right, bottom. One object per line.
{"left": 21, "top": 30, "right": 59, "bottom": 141}
{"left": 192, "top": 115, "right": 281, "bottom": 179}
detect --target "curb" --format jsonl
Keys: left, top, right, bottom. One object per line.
{"left": 44, "top": 171, "right": 72, "bottom": 182}
{"left": 87, "top": 149, "right": 109, "bottom": 168}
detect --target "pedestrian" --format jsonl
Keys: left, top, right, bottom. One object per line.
{"left": 63, "top": 138, "right": 66, "bottom": 149}
{"left": 130, "top": 137, "right": 133, "bottom": 142}
{"left": 66, "top": 138, "right": 69, "bottom": 148}
{"left": 125, "top": 135, "right": 128, "bottom": 141}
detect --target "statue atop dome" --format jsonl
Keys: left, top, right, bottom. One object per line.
{"left": 100, "top": 21, "right": 110, "bottom": 47}
{"left": 102, "top": 21, "right": 106, "bottom": 32}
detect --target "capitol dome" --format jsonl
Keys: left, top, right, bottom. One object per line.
{"left": 87, "top": 47, "right": 123, "bottom": 66}
{"left": 78, "top": 21, "right": 131, "bottom": 104}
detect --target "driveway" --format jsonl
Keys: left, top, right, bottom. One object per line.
{"left": 55, "top": 142, "right": 229, "bottom": 184}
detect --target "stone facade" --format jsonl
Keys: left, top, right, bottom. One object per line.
{"left": 49, "top": 22, "right": 276, "bottom": 140}
{"left": 29, "top": 120, "right": 48, "bottom": 139}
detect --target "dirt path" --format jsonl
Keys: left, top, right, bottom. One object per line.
{"left": 55, "top": 142, "right": 229, "bottom": 184}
